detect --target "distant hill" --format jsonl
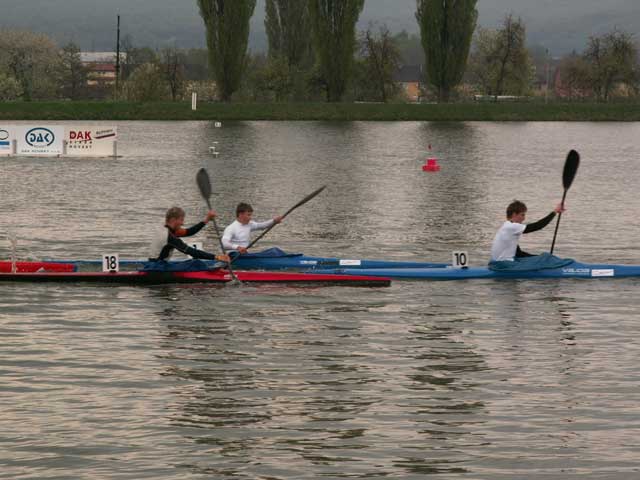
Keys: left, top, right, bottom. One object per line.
{"left": 0, "top": 0, "right": 637, "bottom": 55}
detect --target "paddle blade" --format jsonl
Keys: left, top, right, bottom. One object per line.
{"left": 562, "top": 150, "right": 580, "bottom": 191}
{"left": 284, "top": 185, "right": 327, "bottom": 216}
{"left": 196, "top": 168, "right": 212, "bottom": 200}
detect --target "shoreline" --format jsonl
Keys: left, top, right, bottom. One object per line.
{"left": 1, "top": 101, "right": 639, "bottom": 121}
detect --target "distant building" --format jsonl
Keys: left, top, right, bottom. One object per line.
{"left": 393, "top": 65, "right": 423, "bottom": 102}
{"left": 80, "top": 51, "right": 126, "bottom": 86}
{"left": 80, "top": 52, "right": 121, "bottom": 64}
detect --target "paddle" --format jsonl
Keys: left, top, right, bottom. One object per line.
{"left": 550, "top": 149, "right": 580, "bottom": 254}
{"left": 196, "top": 168, "right": 240, "bottom": 283}
{"left": 244, "top": 185, "right": 327, "bottom": 251}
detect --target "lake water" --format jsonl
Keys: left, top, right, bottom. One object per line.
{"left": 1, "top": 121, "right": 640, "bottom": 479}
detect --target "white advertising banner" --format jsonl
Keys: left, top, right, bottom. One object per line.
{"left": 16, "top": 126, "right": 64, "bottom": 156}
{"left": 0, "top": 126, "right": 14, "bottom": 154}
{"left": 65, "top": 126, "right": 117, "bottom": 157}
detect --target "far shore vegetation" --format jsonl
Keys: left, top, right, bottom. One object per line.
{"left": 0, "top": 100, "right": 639, "bottom": 122}
{"left": 0, "top": 1, "right": 638, "bottom": 122}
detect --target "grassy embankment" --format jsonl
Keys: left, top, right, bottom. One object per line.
{"left": 0, "top": 101, "right": 639, "bottom": 121}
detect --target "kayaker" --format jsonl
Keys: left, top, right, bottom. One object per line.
{"left": 149, "top": 207, "right": 230, "bottom": 263}
{"left": 222, "top": 202, "right": 283, "bottom": 254}
{"left": 490, "top": 200, "right": 565, "bottom": 261}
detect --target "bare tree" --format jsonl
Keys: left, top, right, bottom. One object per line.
{"left": 493, "top": 15, "right": 530, "bottom": 99}
{"left": 584, "top": 30, "right": 638, "bottom": 101}
{"left": 557, "top": 53, "right": 592, "bottom": 100}
{"left": 162, "top": 47, "right": 185, "bottom": 101}
{"left": 359, "top": 24, "right": 401, "bottom": 102}
{"left": 467, "top": 15, "right": 532, "bottom": 98}
{"left": 58, "top": 42, "right": 88, "bottom": 100}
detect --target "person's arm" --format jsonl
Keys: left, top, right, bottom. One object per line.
{"left": 168, "top": 234, "right": 225, "bottom": 261}
{"left": 178, "top": 221, "right": 206, "bottom": 237}
{"left": 250, "top": 219, "right": 275, "bottom": 231}
{"left": 523, "top": 211, "right": 556, "bottom": 234}
{"left": 178, "top": 211, "right": 218, "bottom": 237}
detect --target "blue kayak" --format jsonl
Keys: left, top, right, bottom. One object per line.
{"left": 309, "top": 260, "right": 640, "bottom": 280}
{"left": 228, "top": 248, "right": 447, "bottom": 270}
{"left": 50, "top": 248, "right": 448, "bottom": 270}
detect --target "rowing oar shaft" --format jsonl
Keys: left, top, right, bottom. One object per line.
{"left": 549, "top": 193, "right": 566, "bottom": 254}
{"left": 245, "top": 185, "right": 327, "bottom": 250}
{"left": 196, "top": 168, "right": 240, "bottom": 282}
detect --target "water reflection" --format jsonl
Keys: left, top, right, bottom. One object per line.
{"left": 142, "top": 271, "right": 640, "bottom": 479}
{"left": 146, "top": 284, "right": 492, "bottom": 477}
{"left": 3, "top": 121, "right": 640, "bottom": 479}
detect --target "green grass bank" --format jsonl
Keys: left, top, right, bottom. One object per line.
{"left": 1, "top": 101, "right": 639, "bottom": 121}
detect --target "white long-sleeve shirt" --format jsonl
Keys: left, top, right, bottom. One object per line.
{"left": 490, "top": 221, "right": 526, "bottom": 261}
{"left": 221, "top": 219, "right": 275, "bottom": 250}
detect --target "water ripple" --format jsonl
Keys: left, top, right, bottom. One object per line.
{"left": 2, "top": 121, "right": 640, "bottom": 479}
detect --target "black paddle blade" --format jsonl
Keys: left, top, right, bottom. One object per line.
{"left": 196, "top": 168, "right": 212, "bottom": 200}
{"left": 562, "top": 150, "right": 580, "bottom": 191}
{"left": 284, "top": 185, "right": 327, "bottom": 216}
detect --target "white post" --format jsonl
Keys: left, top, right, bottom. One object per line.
{"left": 191, "top": 92, "right": 197, "bottom": 111}
{"left": 112, "top": 140, "right": 118, "bottom": 158}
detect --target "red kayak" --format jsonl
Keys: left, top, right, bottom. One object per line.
{"left": 0, "top": 269, "right": 391, "bottom": 287}
{"left": 0, "top": 260, "right": 76, "bottom": 273}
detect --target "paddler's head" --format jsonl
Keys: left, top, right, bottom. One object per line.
{"left": 236, "top": 203, "right": 253, "bottom": 225}
{"left": 506, "top": 200, "right": 527, "bottom": 224}
{"left": 165, "top": 206, "right": 185, "bottom": 230}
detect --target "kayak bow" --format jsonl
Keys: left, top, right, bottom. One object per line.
{"left": 0, "top": 260, "right": 76, "bottom": 273}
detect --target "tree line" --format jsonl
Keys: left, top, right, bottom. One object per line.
{"left": 0, "top": 0, "right": 638, "bottom": 103}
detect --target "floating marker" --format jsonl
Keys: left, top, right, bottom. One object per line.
{"left": 422, "top": 144, "right": 440, "bottom": 171}
{"left": 422, "top": 158, "right": 440, "bottom": 171}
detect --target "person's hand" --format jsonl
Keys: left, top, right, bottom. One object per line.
{"left": 273, "top": 215, "right": 283, "bottom": 224}
{"left": 216, "top": 254, "right": 231, "bottom": 263}
{"left": 204, "top": 210, "right": 217, "bottom": 223}
{"left": 554, "top": 203, "right": 565, "bottom": 214}
{"left": 237, "top": 246, "right": 248, "bottom": 254}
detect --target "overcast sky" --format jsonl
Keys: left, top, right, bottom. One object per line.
{"left": 0, "top": 0, "right": 637, "bottom": 55}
